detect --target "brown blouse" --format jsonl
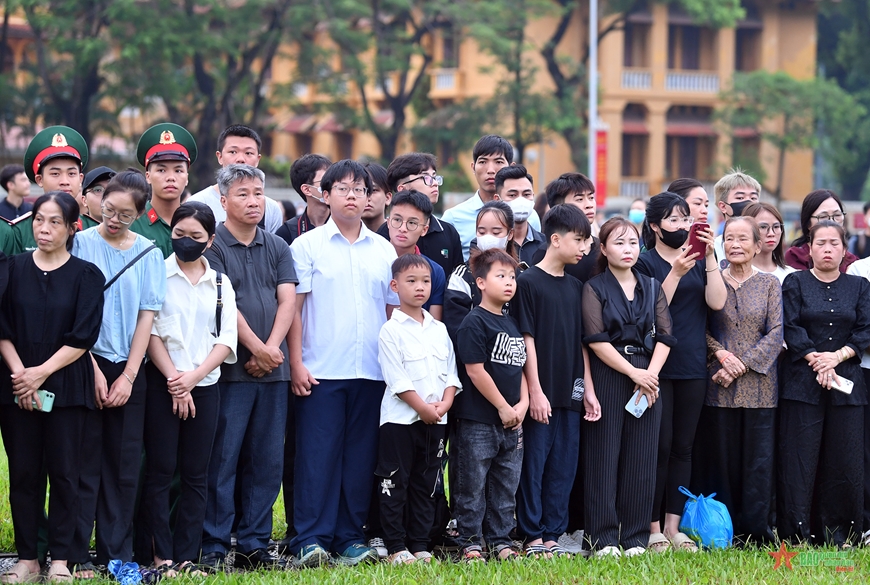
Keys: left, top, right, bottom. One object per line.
{"left": 705, "top": 270, "right": 783, "bottom": 408}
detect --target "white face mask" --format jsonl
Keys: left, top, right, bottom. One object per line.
{"left": 477, "top": 234, "right": 509, "bottom": 251}
{"left": 507, "top": 197, "right": 534, "bottom": 223}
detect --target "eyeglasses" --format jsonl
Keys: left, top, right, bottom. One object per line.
{"left": 811, "top": 212, "right": 845, "bottom": 224}
{"left": 758, "top": 222, "right": 783, "bottom": 234}
{"left": 663, "top": 216, "right": 694, "bottom": 227}
{"left": 330, "top": 184, "right": 369, "bottom": 198}
{"left": 86, "top": 186, "right": 105, "bottom": 195}
{"left": 389, "top": 216, "right": 423, "bottom": 231}
{"left": 401, "top": 174, "right": 443, "bottom": 188}
{"left": 101, "top": 205, "right": 135, "bottom": 225}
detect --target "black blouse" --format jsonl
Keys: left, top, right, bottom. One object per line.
{"left": 0, "top": 253, "right": 105, "bottom": 408}
{"left": 782, "top": 270, "right": 870, "bottom": 406}
{"left": 582, "top": 268, "right": 676, "bottom": 349}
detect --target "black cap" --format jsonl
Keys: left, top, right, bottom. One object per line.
{"left": 83, "top": 166, "right": 117, "bottom": 193}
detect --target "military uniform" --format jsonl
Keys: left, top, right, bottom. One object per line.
{"left": 130, "top": 123, "right": 197, "bottom": 259}
{"left": 16, "top": 126, "right": 89, "bottom": 255}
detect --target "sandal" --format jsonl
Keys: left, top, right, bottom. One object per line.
{"left": 668, "top": 532, "right": 699, "bottom": 552}
{"left": 492, "top": 544, "right": 519, "bottom": 561}
{"left": 648, "top": 533, "right": 671, "bottom": 554}
{"left": 172, "top": 562, "right": 207, "bottom": 577}
{"left": 72, "top": 561, "right": 98, "bottom": 580}
{"left": 460, "top": 546, "right": 485, "bottom": 563}
{"left": 387, "top": 550, "right": 416, "bottom": 565}
{"left": 412, "top": 551, "right": 434, "bottom": 564}
{"left": 524, "top": 544, "right": 552, "bottom": 559}
{"left": 47, "top": 564, "right": 73, "bottom": 583}
{"left": 0, "top": 562, "right": 41, "bottom": 584}
{"left": 547, "top": 544, "right": 573, "bottom": 558}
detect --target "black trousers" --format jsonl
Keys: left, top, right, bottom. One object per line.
{"left": 72, "top": 406, "right": 102, "bottom": 565}
{"left": 777, "top": 396, "right": 864, "bottom": 546}
{"left": 583, "top": 353, "right": 661, "bottom": 550}
{"left": 282, "top": 390, "right": 296, "bottom": 542}
{"left": 691, "top": 405, "right": 775, "bottom": 543}
{"left": 375, "top": 422, "right": 446, "bottom": 554}
{"left": 863, "top": 369, "right": 870, "bottom": 534}
{"left": 652, "top": 378, "right": 706, "bottom": 521}
{"left": 140, "top": 363, "right": 220, "bottom": 562}
{"left": 0, "top": 405, "right": 88, "bottom": 560}
{"left": 87, "top": 355, "right": 147, "bottom": 564}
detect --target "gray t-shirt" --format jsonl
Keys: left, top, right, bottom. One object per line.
{"left": 205, "top": 223, "right": 298, "bottom": 382}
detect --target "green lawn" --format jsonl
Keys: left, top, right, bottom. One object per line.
{"left": 0, "top": 440, "right": 866, "bottom": 582}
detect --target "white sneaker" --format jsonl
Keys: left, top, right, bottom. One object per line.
{"left": 594, "top": 545, "right": 621, "bottom": 558}
{"left": 624, "top": 546, "right": 645, "bottom": 557}
{"left": 368, "top": 537, "right": 388, "bottom": 559}
{"left": 557, "top": 533, "right": 584, "bottom": 554}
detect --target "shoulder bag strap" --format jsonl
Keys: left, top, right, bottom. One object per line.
{"left": 102, "top": 244, "right": 157, "bottom": 291}
{"left": 648, "top": 276, "right": 657, "bottom": 336}
{"left": 215, "top": 272, "right": 223, "bottom": 336}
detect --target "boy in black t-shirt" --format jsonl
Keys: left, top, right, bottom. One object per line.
{"left": 453, "top": 249, "right": 528, "bottom": 562}
{"left": 510, "top": 204, "right": 600, "bottom": 557}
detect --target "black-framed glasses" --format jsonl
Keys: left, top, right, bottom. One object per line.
{"left": 811, "top": 212, "right": 845, "bottom": 224}
{"left": 389, "top": 216, "right": 422, "bottom": 231}
{"left": 101, "top": 204, "right": 135, "bottom": 225}
{"left": 401, "top": 174, "right": 443, "bottom": 188}
{"left": 86, "top": 186, "right": 105, "bottom": 195}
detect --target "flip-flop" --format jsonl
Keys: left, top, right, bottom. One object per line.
{"left": 412, "top": 551, "right": 434, "bottom": 564}
{"left": 0, "top": 562, "right": 41, "bottom": 584}
{"left": 648, "top": 533, "right": 671, "bottom": 553}
{"left": 524, "top": 544, "right": 552, "bottom": 559}
{"left": 47, "top": 564, "right": 73, "bottom": 583}
{"left": 72, "top": 561, "right": 98, "bottom": 580}
{"left": 547, "top": 544, "right": 573, "bottom": 558}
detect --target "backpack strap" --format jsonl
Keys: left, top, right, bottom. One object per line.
{"left": 215, "top": 272, "right": 223, "bottom": 337}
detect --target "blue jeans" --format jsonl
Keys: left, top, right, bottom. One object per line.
{"left": 201, "top": 381, "right": 287, "bottom": 555}
{"left": 516, "top": 408, "right": 580, "bottom": 542}
{"left": 290, "top": 379, "right": 383, "bottom": 555}
{"left": 452, "top": 418, "right": 523, "bottom": 551}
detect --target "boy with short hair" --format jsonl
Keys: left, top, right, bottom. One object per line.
{"left": 712, "top": 169, "right": 761, "bottom": 264}
{"left": 363, "top": 162, "right": 392, "bottom": 233}
{"left": 453, "top": 248, "right": 529, "bottom": 561}
{"left": 386, "top": 191, "right": 446, "bottom": 320}
{"left": 492, "top": 165, "right": 546, "bottom": 264}
{"left": 276, "top": 154, "right": 332, "bottom": 245}
{"left": 510, "top": 204, "right": 599, "bottom": 557}
{"left": 376, "top": 254, "right": 461, "bottom": 564}
{"left": 384, "top": 152, "right": 463, "bottom": 277}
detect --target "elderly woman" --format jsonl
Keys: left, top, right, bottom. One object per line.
{"left": 785, "top": 189, "right": 857, "bottom": 272}
{"left": 692, "top": 217, "right": 783, "bottom": 544}
{"left": 779, "top": 221, "right": 870, "bottom": 547}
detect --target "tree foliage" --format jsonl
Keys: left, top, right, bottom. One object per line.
{"left": 717, "top": 70, "right": 864, "bottom": 203}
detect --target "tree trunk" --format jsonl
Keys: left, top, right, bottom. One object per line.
{"left": 775, "top": 145, "right": 786, "bottom": 205}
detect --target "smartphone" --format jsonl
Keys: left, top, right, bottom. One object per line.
{"left": 14, "top": 390, "right": 55, "bottom": 413}
{"left": 830, "top": 376, "right": 854, "bottom": 395}
{"left": 625, "top": 390, "right": 649, "bottom": 418}
{"left": 687, "top": 223, "right": 709, "bottom": 257}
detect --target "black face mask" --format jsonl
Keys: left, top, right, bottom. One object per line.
{"left": 172, "top": 236, "right": 208, "bottom": 262}
{"left": 729, "top": 200, "right": 751, "bottom": 217}
{"left": 659, "top": 227, "right": 689, "bottom": 249}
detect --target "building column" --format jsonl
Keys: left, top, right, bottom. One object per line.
{"left": 650, "top": 4, "right": 669, "bottom": 91}
{"left": 646, "top": 101, "right": 669, "bottom": 194}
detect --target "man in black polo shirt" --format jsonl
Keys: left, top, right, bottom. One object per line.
{"left": 201, "top": 164, "right": 297, "bottom": 570}
{"left": 384, "top": 152, "right": 463, "bottom": 277}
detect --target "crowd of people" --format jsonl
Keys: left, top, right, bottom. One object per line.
{"left": 0, "top": 122, "right": 867, "bottom": 581}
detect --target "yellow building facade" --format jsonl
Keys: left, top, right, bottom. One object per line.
{"left": 269, "top": 0, "right": 818, "bottom": 201}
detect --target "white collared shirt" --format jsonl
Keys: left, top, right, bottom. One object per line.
{"left": 291, "top": 218, "right": 399, "bottom": 380}
{"left": 151, "top": 254, "right": 239, "bottom": 386}
{"left": 847, "top": 257, "right": 870, "bottom": 369}
{"left": 189, "top": 185, "right": 284, "bottom": 234}
{"left": 378, "top": 308, "right": 462, "bottom": 425}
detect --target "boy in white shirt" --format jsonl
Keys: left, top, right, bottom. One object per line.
{"left": 376, "top": 254, "right": 461, "bottom": 564}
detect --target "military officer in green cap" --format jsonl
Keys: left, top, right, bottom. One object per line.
{"left": 130, "top": 123, "right": 197, "bottom": 258}
{"left": 12, "top": 125, "right": 88, "bottom": 254}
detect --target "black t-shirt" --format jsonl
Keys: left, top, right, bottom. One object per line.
{"left": 532, "top": 236, "right": 599, "bottom": 284}
{"left": 635, "top": 248, "right": 708, "bottom": 379}
{"left": 455, "top": 306, "right": 526, "bottom": 425}
{"left": 510, "top": 266, "right": 585, "bottom": 410}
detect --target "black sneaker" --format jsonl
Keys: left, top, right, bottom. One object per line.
{"left": 234, "top": 548, "right": 288, "bottom": 570}
{"left": 199, "top": 551, "right": 226, "bottom": 571}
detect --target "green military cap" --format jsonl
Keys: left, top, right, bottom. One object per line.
{"left": 23, "top": 126, "right": 89, "bottom": 182}
{"left": 137, "top": 123, "right": 197, "bottom": 168}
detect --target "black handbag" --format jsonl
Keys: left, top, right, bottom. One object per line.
{"left": 642, "top": 276, "right": 657, "bottom": 353}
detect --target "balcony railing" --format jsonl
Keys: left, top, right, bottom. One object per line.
{"left": 665, "top": 71, "right": 720, "bottom": 93}
{"left": 433, "top": 68, "right": 457, "bottom": 91}
{"left": 622, "top": 69, "right": 652, "bottom": 90}
{"left": 620, "top": 180, "right": 650, "bottom": 198}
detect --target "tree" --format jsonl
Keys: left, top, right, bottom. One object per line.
{"left": 717, "top": 70, "right": 864, "bottom": 203}
{"left": 539, "top": 0, "right": 744, "bottom": 171}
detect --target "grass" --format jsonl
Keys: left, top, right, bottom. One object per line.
{"left": 0, "top": 440, "right": 866, "bottom": 582}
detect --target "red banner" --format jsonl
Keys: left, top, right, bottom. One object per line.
{"left": 595, "top": 129, "right": 607, "bottom": 207}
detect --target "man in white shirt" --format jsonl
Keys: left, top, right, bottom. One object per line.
{"left": 189, "top": 125, "right": 284, "bottom": 233}
{"left": 441, "top": 135, "right": 540, "bottom": 260}
{"left": 288, "top": 159, "right": 399, "bottom": 567}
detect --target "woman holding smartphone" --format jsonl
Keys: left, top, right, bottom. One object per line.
{"left": 140, "top": 202, "right": 238, "bottom": 575}
{"left": 582, "top": 217, "right": 675, "bottom": 557}
{"left": 779, "top": 221, "right": 870, "bottom": 547}
{"left": 0, "top": 192, "right": 104, "bottom": 583}
{"left": 636, "top": 192, "right": 726, "bottom": 552}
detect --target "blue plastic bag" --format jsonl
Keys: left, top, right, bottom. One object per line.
{"left": 678, "top": 486, "right": 733, "bottom": 549}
